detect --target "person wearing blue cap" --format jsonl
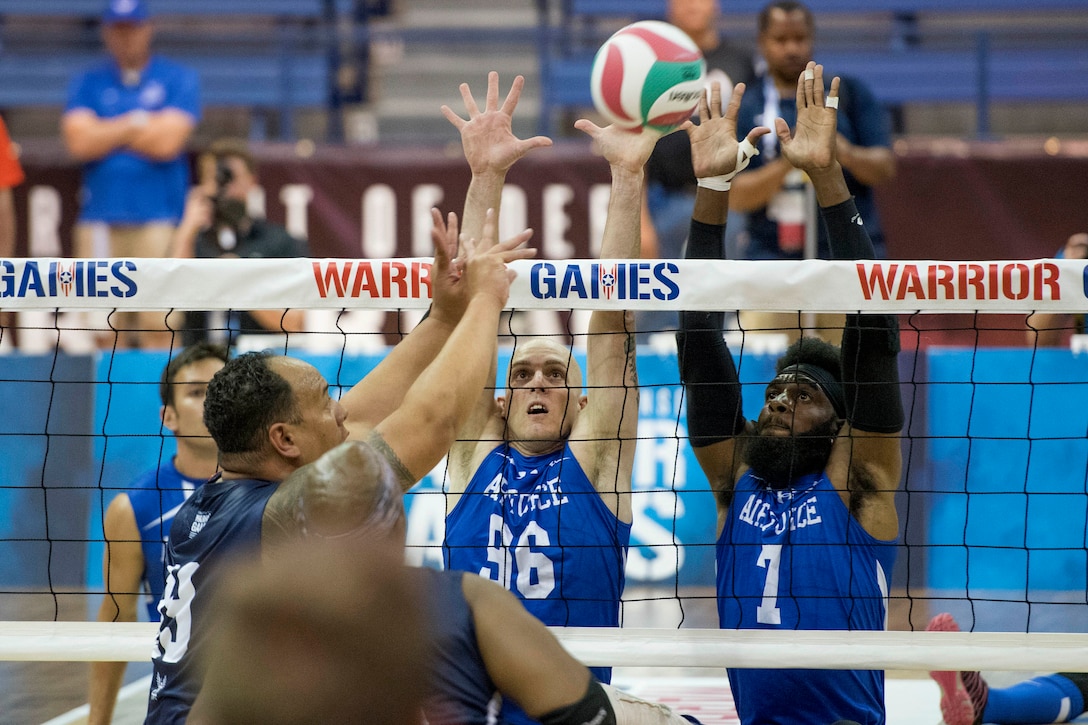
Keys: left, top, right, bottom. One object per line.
{"left": 62, "top": 0, "right": 201, "bottom": 349}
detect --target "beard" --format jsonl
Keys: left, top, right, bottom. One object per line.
{"left": 743, "top": 418, "right": 838, "bottom": 490}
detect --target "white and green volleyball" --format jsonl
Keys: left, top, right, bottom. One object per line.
{"left": 589, "top": 20, "right": 706, "bottom": 133}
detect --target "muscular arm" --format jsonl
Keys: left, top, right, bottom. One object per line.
{"left": 88, "top": 494, "right": 145, "bottom": 725}
{"left": 569, "top": 122, "right": 662, "bottom": 521}
{"left": 340, "top": 272, "right": 460, "bottom": 439}
{"left": 375, "top": 293, "right": 507, "bottom": 485}
{"left": 782, "top": 64, "right": 903, "bottom": 540}
{"left": 376, "top": 222, "right": 531, "bottom": 485}
{"left": 443, "top": 73, "right": 552, "bottom": 490}
{"left": 677, "top": 83, "right": 768, "bottom": 521}
{"left": 462, "top": 573, "right": 593, "bottom": 717}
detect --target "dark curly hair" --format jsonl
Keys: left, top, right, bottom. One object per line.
{"left": 203, "top": 351, "right": 300, "bottom": 456}
{"left": 160, "top": 343, "right": 230, "bottom": 407}
{"left": 776, "top": 336, "right": 842, "bottom": 383}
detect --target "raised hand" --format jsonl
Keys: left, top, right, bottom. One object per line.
{"left": 682, "top": 82, "right": 770, "bottom": 180}
{"left": 428, "top": 207, "right": 469, "bottom": 324}
{"left": 572, "top": 118, "right": 662, "bottom": 175}
{"left": 430, "top": 207, "right": 535, "bottom": 319}
{"left": 441, "top": 72, "right": 553, "bottom": 177}
{"left": 776, "top": 61, "right": 840, "bottom": 174}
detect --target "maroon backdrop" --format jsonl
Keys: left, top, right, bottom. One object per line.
{"left": 12, "top": 137, "right": 1088, "bottom": 263}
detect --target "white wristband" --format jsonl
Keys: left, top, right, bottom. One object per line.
{"left": 696, "top": 138, "right": 761, "bottom": 192}
{"left": 697, "top": 175, "right": 732, "bottom": 191}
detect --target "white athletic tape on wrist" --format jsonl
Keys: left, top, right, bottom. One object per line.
{"left": 826, "top": 96, "right": 839, "bottom": 109}
{"left": 696, "top": 138, "right": 760, "bottom": 191}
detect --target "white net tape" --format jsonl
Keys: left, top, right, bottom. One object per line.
{"left": 5, "top": 623, "right": 1088, "bottom": 671}
{"left": 0, "top": 256, "right": 1082, "bottom": 313}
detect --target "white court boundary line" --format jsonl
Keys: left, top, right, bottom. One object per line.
{"left": 6, "top": 622, "right": 1088, "bottom": 671}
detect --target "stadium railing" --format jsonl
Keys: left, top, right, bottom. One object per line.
{"left": 536, "top": 0, "right": 1088, "bottom": 137}
{"left": 0, "top": 0, "right": 369, "bottom": 141}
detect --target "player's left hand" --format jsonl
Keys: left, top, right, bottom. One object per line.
{"left": 682, "top": 82, "right": 770, "bottom": 179}
{"left": 777, "top": 61, "right": 840, "bottom": 173}
{"left": 573, "top": 118, "right": 662, "bottom": 175}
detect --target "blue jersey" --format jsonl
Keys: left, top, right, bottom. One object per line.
{"left": 444, "top": 444, "right": 630, "bottom": 724}
{"left": 421, "top": 568, "right": 501, "bottom": 725}
{"left": 125, "top": 461, "right": 202, "bottom": 620}
{"left": 145, "top": 477, "right": 277, "bottom": 725}
{"left": 65, "top": 55, "right": 200, "bottom": 224}
{"left": 717, "top": 470, "right": 897, "bottom": 725}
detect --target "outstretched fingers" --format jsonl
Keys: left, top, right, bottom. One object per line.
{"left": 499, "top": 73, "right": 524, "bottom": 116}
{"left": 430, "top": 207, "right": 460, "bottom": 264}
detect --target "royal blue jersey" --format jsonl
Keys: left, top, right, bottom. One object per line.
{"left": 145, "top": 477, "right": 277, "bottom": 725}
{"left": 421, "top": 568, "right": 502, "bottom": 725}
{"left": 716, "top": 470, "right": 896, "bottom": 725}
{"left": 444, "top": 444, "right": 630, "bottom": 724}
{"left": 125, "top": 461, "right": 202, "bottom": 620}
{"left": 65, "top": 55, "right": 200, "bottom": 224}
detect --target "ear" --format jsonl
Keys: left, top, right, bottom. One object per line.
{"left": 268, "top": 422, "right": 301, "bottom": 459}
{"left": 495, "top": 396, "right": 507, "bottom": 419}
{"left": 578, "top": 395, "right": 589, "bottom": 411}
{"left": 161, "top": 405, "right": 179, "bottom": 434}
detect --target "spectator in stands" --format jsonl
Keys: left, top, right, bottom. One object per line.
{"left": 928, "top": 612, "right": 1088, "bottom": 725}
{"left": 639, "top": 0, "right": 755, "bottom": 342}
{"left": 194, "top": 442, "right": 701, "bottom": 725}
{"left": 440, "top": 72, "right": 648, "bottom": 724}
{"left": 730, "top": 0, "right": 895, "bottom": 343}
{"left": 0, "top": 115, "right": 26, "bottom": 350}
{"left": 87, "top": 343, "right": 227, "bottom": 725}
{"left": 174, "top": 138, "right": 308, "bottom": 347}
{"left": 677, "top": 64, "right": 903, "bottom": 725}
{"left": 1025, "top": 232, "right": 1088, "bottom": 347}
{"left": 62, "top": 0, "right": 200, "bottom": 349}
{"left": 144, "top": 201, "right": 536, "bottom": 722}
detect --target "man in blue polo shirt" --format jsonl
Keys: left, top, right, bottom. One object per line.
{"left": 62, "top": 0, "right": 201, "bottom": 349}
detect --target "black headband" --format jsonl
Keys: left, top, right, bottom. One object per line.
{"left": 776, "top": 363, "right": 846, "bottom": 419}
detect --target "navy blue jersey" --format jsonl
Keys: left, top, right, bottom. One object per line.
{"left": 145, "top": 477, "right": 277, "bottom": 725}
{"left": 420, "top": 568, "right": 502, "bottom": 725}
{"left": 717, "top": 470, "right": 897, "bottom": 725}
{"left": 125, "top": 461, "right": 202, "bottom": 620}
{"left": 444, "top": 444, "right": 630, "bottom": 725}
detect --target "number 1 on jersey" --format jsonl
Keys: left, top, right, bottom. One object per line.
{"left": 756, "top": 543, "right": 782, "bottom": 625}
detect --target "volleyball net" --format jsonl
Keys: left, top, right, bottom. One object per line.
{"left": 2, "top": 255, "right": 1088, "bottom": 673}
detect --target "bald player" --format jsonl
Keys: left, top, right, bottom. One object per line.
{"left": 441, "top": 73, "right": 654, "bottom": 722}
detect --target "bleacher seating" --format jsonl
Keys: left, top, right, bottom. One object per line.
{"left": 0, "top": 0, "right": 364, "bottom": 140}
{"left": 536, "top": 0, "right": 1088, "bottom": 137}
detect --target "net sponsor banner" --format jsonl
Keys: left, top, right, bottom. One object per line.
{"left": 2, "top": 257, "right": 1086, "bottom": 313}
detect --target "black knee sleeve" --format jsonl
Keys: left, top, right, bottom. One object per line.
{"left": 538, "top": 678, "right": 616, "bottom": 725}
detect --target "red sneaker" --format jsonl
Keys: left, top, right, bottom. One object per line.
{"left": 926, "top": 613, "right": 988, "bottom": 725}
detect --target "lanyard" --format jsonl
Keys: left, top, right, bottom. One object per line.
{"left": 761, "top": 75, "right": 780, "bottom": 158}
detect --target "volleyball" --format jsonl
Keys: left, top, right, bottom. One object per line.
{"left": 589, "top": 20, "right": 706, "bottom": 133}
